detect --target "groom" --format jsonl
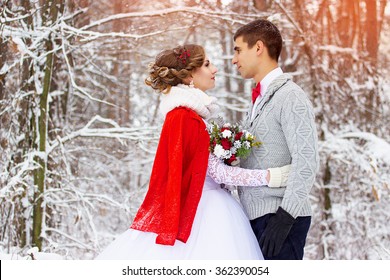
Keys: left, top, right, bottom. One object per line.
{"left": 232, "top": 19, "right": 319, "bottom": 260}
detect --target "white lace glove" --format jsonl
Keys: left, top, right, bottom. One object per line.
{"left": 207, "top": 154, "right": 268, "bottom": 186}
{"left": 267, "top": 165, "right": 291, "bottom": 188}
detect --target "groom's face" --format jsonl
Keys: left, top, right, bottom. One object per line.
{"left": 232, "top": 36, "right": 258, "bottom": 80}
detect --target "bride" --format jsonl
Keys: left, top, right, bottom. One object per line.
{"left": 95, "top": 44, "right": 290, "bottom": 260}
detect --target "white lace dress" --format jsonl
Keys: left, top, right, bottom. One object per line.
{"left": 95, "top": 155, "right": 267, "bottom": 260}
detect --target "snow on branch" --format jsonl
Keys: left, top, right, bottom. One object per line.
{"left": 44, "top": 227, "right": 95, "bottom": 250}
{"left": 273, "top": 0, "right": 304, "bottom": 35}
{"left": 79, "top": 7, "right": 266, "bottom": 31}
{"left": 0, "top": 5, "right": 38, "bottom": 24}
{"left": 318, "top": 45, "right": 359, "bottom": 60}
{"left": 2, "top": 7, "right": 262, "bottom": 46}
{"left": 61, "top": 20, "right": 192, "bottom": 42}
{"left": 339, "top": 132, "right": 390, "bottom": 164}
{"left": 48, "top": 115, "right": 159, "bottom": 154}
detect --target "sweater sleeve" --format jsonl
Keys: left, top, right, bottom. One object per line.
{"left": 279, "top": 89, "right": 319, "bottom": 218}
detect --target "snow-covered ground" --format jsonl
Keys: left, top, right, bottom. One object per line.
{"left": 0, "top": 247, "right": 63, "bottom": 260}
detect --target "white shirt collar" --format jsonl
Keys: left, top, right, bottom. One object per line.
{"left": 251, "top": 67, "right": 283, "bottom": 120}
{"left": 259, "top": 67, "right": 283, "bottom": 97}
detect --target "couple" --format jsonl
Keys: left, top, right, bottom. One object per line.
{"left": 96, "top": 19, "right": 319, "bottom": 260}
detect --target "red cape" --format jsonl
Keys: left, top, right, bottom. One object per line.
{"left": 130, "top": 107, "right": 210, "bottom": 245}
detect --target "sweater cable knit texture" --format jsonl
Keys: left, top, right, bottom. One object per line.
{"left": 238, "top": 74, "right": 319, "bottom": 219}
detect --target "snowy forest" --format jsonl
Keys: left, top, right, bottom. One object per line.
{"left": 0, "top": 0, "right": 389, "bottom": 260}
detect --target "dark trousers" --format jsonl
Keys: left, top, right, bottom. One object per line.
{"left": 250, "top": 213, "right": 311, "bottom": 260}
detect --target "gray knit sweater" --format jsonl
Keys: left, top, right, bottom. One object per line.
{"left": 238, "top": 74, "right": 319, "bottom": 219}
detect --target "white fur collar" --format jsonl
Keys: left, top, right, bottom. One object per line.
{"left": 160, "top": 84, "right": 219, "bottom": 119}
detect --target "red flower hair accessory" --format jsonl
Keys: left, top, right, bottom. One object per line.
{"left": 178, "top": 48, "right": 190, "bottom": 65}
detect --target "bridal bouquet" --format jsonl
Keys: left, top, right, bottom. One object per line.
{"left": 207, "top": 121, "right": 261, "bottom": 166}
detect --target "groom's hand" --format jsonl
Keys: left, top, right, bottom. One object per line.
{"left": 267, "top": 164, "right": 291, "bottom": 188}
{"left": 259, "top": 207, "right": 295, "bottom": 258}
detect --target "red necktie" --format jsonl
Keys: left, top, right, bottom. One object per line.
{"left": 252, "top": 82, "right": 261, "bottom": 104}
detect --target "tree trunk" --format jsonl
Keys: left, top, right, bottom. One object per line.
{"left": 32, "top": 0, "right": 61, "bottom": 250}
{"left": 0, "top": 38, "right": 6, "bottom": 101}
{"left": 363, "top": 0, "right": 379, "bottom": 128}
{"left": 253, "top": 0, "right": 269, "bottom": 10}
{"left": 365, "top": 0, "right": 378, "bottom": 65}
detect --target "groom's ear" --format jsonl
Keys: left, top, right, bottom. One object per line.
{"left": 255, "top": 40, "right": 264, "bottom": 54}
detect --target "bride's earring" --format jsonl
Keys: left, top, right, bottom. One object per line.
{"left": 189, "top": 80, "right": 194, "bottom": 88}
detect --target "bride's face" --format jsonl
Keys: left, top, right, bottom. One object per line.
{"left": 192, "top": 56, "right": 218, "bottom": 92}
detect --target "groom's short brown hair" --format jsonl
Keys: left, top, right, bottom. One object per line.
{"left": 234, "top": 19, "right": 283, "bottom": 62}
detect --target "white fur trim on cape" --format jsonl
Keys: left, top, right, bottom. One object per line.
{"left": 160, "top": 84, "right": 219, "bottom": 119}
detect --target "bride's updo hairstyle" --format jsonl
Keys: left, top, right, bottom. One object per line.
{"left": 145, "top": 44, "right": 205, "bottom": 94}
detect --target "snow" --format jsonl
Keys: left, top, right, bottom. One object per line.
{"left": 0, "top": 247, "right": 64, "bottom": 260}
{"left": 339, "top": 132, "right": 390, "bottom": 163}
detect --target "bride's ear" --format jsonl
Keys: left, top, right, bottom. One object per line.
{"left": 183, "top": 76, "right": 193, "bottom": 86}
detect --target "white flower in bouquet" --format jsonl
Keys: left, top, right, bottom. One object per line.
{"left": 222, "top": 129, "right": 232, "bottom": 138}
{"left": 213, "top": 144, "right": 225, "bottom": 158}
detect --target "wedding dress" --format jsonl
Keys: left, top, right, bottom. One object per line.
{"left": 95, "top": 155, "right": 266, "bottom": 260}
